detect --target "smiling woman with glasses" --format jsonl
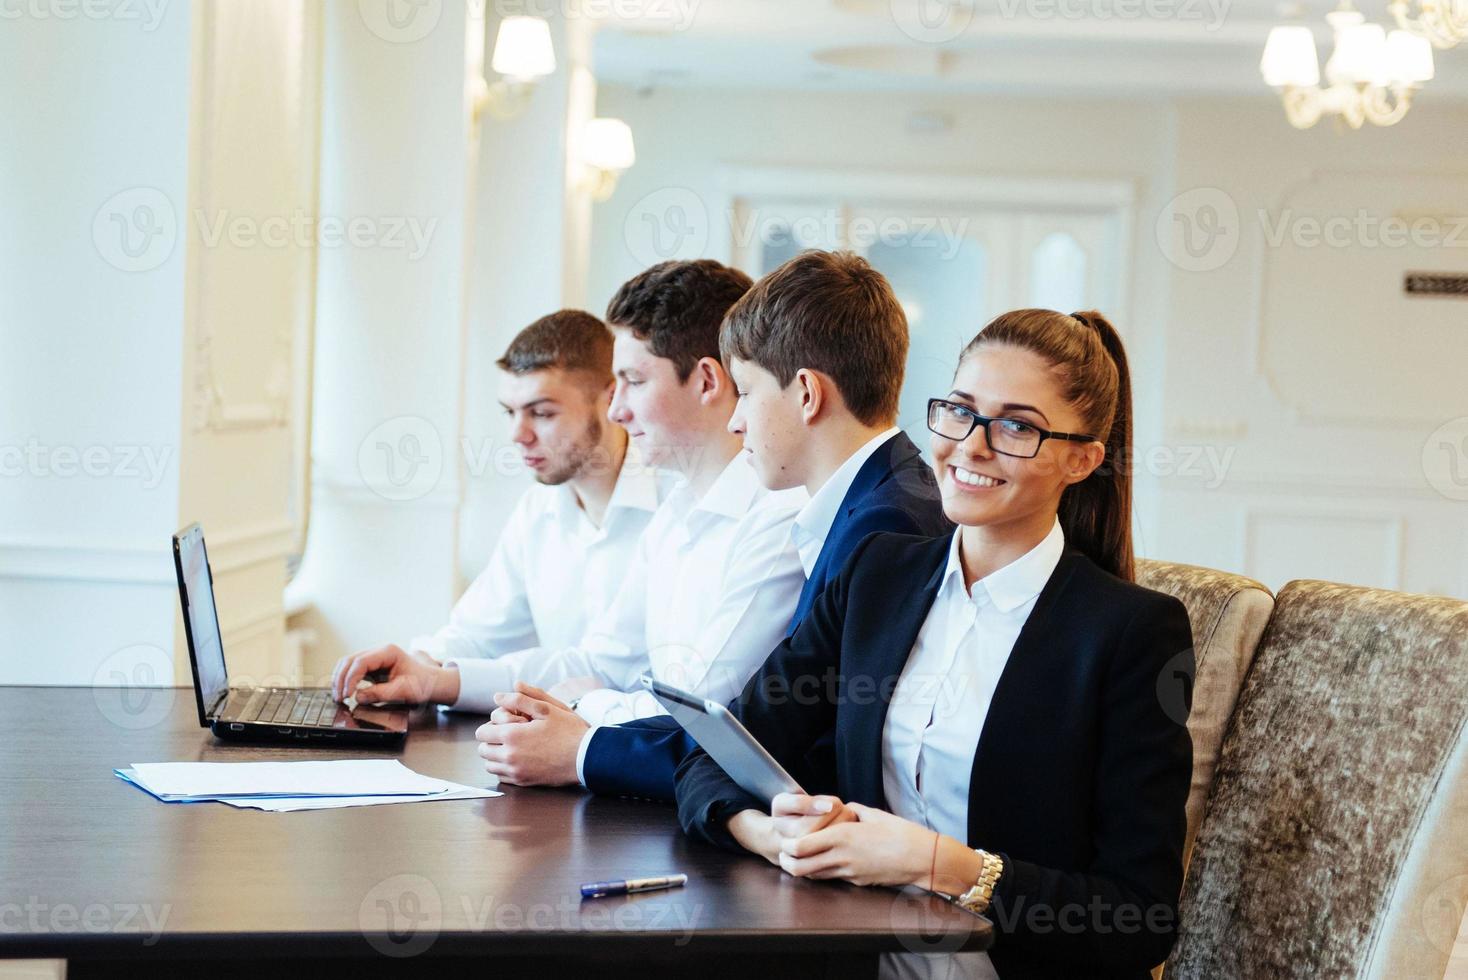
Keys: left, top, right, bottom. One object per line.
{"left": 675, "top": 308, "right": 1195, "bottom": 980}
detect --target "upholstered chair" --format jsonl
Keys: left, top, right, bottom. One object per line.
{"left": 1137, "top": 558, "right": 1274, "bottom": 864}
{"left": 1166, "top": 580, "right": 1468, "bottom": 979}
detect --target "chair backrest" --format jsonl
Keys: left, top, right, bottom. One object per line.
{"left": 1137, "top": 558, "right": 1274, "bottom": 864}
{"left": 1166, "top": 579, "right": 1468, "bottom": 979}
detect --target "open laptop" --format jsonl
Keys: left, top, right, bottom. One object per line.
{"left": 172, "top": 523, "right": 409, "bottom": 746}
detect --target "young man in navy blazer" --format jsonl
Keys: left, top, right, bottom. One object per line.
{"left": 569, "top": 249, "right": 953, "bottom": 800}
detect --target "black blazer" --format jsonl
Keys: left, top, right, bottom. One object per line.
{"left": 580, "top": 432, "right": 951, "bottom": 801}
{"left": 674, "top": 531, "right": 1194, "bottom": 980}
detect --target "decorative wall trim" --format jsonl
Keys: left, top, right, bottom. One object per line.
{"left": 0, "top": 540, "right": 174, "bottom": 585}
{"left": 0, "top": 520, "right": 295, "bottom": 585}
{"left": 183, "top": 0, "right": 311, "bottom": 433}
{"left": 219, "top": 602, "right": 285, "bottom": 645}
{"left": 1161, "top": 468, "right": 1442, "bottom": 499}
{"left": 716, "top": 166, "right": 1137, "bottom": 210}
{"left": 1250, "top": 167, "right": 1468, "bottom": 429}
{"left": 311, "top": 468, "right": 461, "bottom": 510}
{"left": 208, "top": 520, "right": 297, "bottom": 575}
{"left": 1239, "top": 506, "right": 1405, "bottom": 590}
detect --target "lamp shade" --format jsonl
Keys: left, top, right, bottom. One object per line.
{"left": 1384, "top": 29, "right": 1435, "bottom": 83}
{"left": 491, "top": 16, "right": 555, "bottom": 80}
{"left": 583, "top": 118, "right": 636, "bottom": 172}
{"left": 1327, "top": 19, "right": 1386, "bottom": 83}
{"left": 1261, "top": 26, "right": 1321, "bottom": 87}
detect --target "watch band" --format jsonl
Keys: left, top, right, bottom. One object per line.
{"left": 953, "top": 849, "right": 1004, "bottom": 916}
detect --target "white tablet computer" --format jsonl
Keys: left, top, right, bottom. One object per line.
{"left": 641, "top": 675, "right": 803, "bottom": 805}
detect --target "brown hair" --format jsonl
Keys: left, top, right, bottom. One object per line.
{"left": 960, "top": 309, "right": 1134, "bottom": 581}
{"left": 604, "top": 260, "right": 753, "bottom": 381}
{"left": 720, "top": 250, "right": 907, "bottom": 427}
{"left": 497, "top": 309, "right": 614, "bottom": 387}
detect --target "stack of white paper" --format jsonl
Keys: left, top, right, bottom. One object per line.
{"left": 114, "top": 759, "right": 500, "bottom": 811}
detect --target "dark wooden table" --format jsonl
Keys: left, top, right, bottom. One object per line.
{"left": 0, "top": 686, "right": 990, "bottom": 977}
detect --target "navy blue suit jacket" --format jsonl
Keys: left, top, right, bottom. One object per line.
{"left": 580, "top": 430, "right": 951, "bottom": 801}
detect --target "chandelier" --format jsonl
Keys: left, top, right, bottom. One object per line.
{"left": 1261, "top": 3, "right": 1436, "bottom": 129}
{"left": 1389, "top": 0, "right": 1467, "bottom": 48}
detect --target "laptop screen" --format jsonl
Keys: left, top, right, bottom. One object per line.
{"left": 174, "top": 526, "right": 228, "bottom": 722}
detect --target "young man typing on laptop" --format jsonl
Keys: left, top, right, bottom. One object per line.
{"left": 329, "top": 309, "right": 671, "bottom": 705}
{"left": 334, "top": 261, "right": 809, "bottom": 775}
{"left": 485, "top": 250, "right": 952, "bottom": 796}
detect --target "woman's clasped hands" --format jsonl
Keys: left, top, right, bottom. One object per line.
{"left": 729, "top": 792, "right": 945, "bottom": 890}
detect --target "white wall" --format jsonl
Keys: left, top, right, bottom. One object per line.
{"left": 1158, "top": 98, "right": 1468, "bottom": 598}
{"left": 0, "top": 0, "right": 322, "bottom": 687}
{"left": 586, "top": 84, "right": 1468, "bottom": 598}
{"left": 0, "top": 2, "right": 190, "bottom": 687}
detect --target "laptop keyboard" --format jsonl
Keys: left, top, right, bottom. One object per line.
{"left": 242, "top": 690, "right": 337, "bottom": 727}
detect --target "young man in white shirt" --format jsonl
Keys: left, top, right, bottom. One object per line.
{"left": 329, "top": 309, "right": 670, "bottom": 705}
{"left": 485, "top": 251, "right": 951, "bottom": 795}
{"left": 333, "top": 261, "right": 808, "bottom": 762}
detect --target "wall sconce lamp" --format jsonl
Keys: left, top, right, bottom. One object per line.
{"left": 579, "top": 118, "right": 636, "bottom": 201}
{"left": 474, "top": 16, "right": 556, "bottom": 122}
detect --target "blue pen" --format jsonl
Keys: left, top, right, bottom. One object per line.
{"left": 580, "top": 873, "right": 688, "bottom": 899}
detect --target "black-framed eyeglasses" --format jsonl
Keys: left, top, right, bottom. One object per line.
{"left": 926, "top": 398, "right": 1096, "bottom": 459}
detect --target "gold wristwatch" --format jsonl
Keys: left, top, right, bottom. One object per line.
{"left": 953, "top": 849, "right": 1004, "bottom": 916}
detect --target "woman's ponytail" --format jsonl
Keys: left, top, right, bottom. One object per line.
{"left": 1060, "top": 311, "right": 1132, "bottom": 582}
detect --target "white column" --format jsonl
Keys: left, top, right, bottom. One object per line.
{"left": 456, "top": 12, "right": 597, "bottom": 589}
{"left": 290, "top": 0, "right": 486, "bottom": 672}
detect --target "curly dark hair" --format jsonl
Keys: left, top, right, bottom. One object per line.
{"left": 604, "top": 260, "right": 753, "bottom": 381}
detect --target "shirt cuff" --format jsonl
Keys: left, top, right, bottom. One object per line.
{"left": 574, "top": 725, "right": 603, "bottom": 787}
{"left": 573, "top": 688, "right": 635, "bottom": 727}
{"left": 444, "top": 656, "right": 516, "bottom": 713}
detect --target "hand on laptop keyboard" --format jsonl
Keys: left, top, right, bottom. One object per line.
{"left": 330, "top": 644, "right": 461, "bottom": 707}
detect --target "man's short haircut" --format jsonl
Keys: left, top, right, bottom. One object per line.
{"left": 496, "top": 309, "right": 614, "bottom": 387}
{"left": 604, "top": 260, "right": 753, "bottom": 382}
{"left": 720, "top": 250, "right": 908, "bottom": 426}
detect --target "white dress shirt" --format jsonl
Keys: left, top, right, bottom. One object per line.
{"left": 879, "top": 519, "right": 1065, "bottom": 980}
{"left": 450, "top": 452, "right": 808, "bottom": 731}
{"left": 410, "top": 452, "right": 670, "bottom": 662}
{"left": 791, "top": 427, "right": 902, "bottom": 577}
